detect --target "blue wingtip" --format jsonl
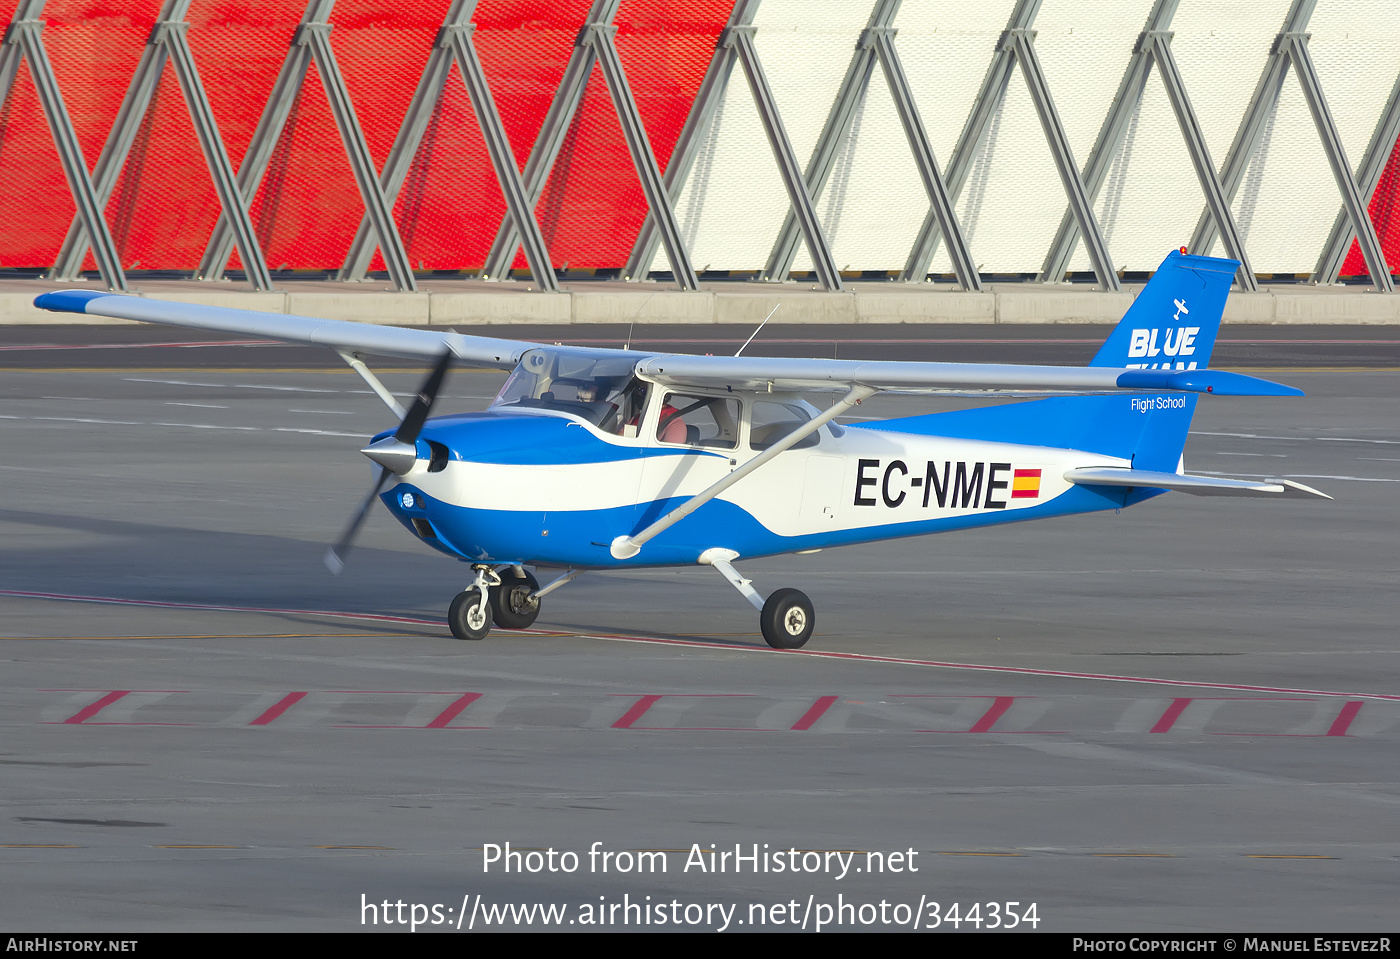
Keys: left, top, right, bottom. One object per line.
{"left": 33, "top": 290, "right": 112, "bottom": 313}
{"left": 1116, "top": 369, "right": 1304, "bottom": 397}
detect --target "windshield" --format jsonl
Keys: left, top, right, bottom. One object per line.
{"left": 491, "top": 348, "right": 646, "bottom": 433}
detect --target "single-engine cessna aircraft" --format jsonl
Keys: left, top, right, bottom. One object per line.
{"left": 36, "top": 250, "right": 1326, "bottom": 649}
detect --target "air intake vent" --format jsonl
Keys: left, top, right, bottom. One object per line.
{"left": 411, "top": 518, "right": 436, "bottom": 540}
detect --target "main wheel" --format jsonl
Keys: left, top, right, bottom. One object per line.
{"left": 760, "top": 588, "right": 815, "bottom": 649}
{"left": 448, "top": 588, "right": 492, "bottom": 641}
{"left": 491, "top": 569, "right": 541, "bottom": 629}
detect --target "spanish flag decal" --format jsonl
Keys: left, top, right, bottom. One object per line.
{"left": 1012, "top": 468, "right": 1042, "bottom": 499}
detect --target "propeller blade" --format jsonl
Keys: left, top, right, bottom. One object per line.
{"left": 394, "top": 349, "right": 454, "bottom": 445}
{"left": 324, "top": 465, "right": 392, "bottom": 575}
{"left": 326, "top": 350, "right": 455, "bottom": 574}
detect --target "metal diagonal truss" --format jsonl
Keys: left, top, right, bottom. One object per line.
{"left": 0, "top": 0, "right": 126, "bottom": 289}
{"left": 1041, "top": 0, "right": 1256, "bottom": 291}
{"left": 199, "top": 0, "right": 416, "bottom": 292}
{"left": 903, "top": 0, "right": 1117, "bottom": 290}
{"left": 1188, "top": 0, "right": 1389, "bottom": 290}
{"left": 482, "top": 0, "right": 696, "bottom": 290}
{"left": 763, "top": 0, "right": 979, "bottom": 290}
{"left": 1314, "top": 69, "right": 1400, "bottom": 284}
{"left": 336, "top": 1, "right": 557, "bottom": 291}
{"left": 625, "top": 0, "right": 759, "bottom": 282}
{"left": 49, "top": 0, "right": 271, "bottom": 290}
{"left": 726, "top": 23, "right": 843, "bottom": 291}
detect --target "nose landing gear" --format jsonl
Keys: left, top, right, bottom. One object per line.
{"left": 446, "top": 565, "right": 576, "bottom": 640}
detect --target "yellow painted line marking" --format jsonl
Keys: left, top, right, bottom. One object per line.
{"left": 154, "top": 845, "right": 244, "bottom": 849}
{"left": 1247, "top": 854, "right": 1338, "bottom": 860}
{"left": 316, "top": 845, "right": 394, "bottom": 850}
{"left": 1092, "top": 853, "right": 1175, "bottom": 858}
{"left": 0, "top": 844, "right": 82, "bottom": 848}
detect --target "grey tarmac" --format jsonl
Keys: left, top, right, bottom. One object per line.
{"left": 0, "top": 326, "right": 1396, "bottom": 932}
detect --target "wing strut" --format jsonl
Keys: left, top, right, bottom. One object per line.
{"left": 337, "top": 351, "right": 407, "bottom": 418}
{"left": 610, "top": 385, "right": 877, "bottom": 560}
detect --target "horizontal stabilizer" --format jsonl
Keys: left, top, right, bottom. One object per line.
{"left": 1065, "top": 468, "right": 1331, "bottom": 499}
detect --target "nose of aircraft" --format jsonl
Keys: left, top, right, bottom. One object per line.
{"left": 360, "top": 435, "right": 418, "bottom": 475}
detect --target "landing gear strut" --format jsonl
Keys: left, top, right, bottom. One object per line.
{"left": 448, "top": 566, "right": 500, "bottom": 641}
{"left": 700, "top": 548, "right": 815, "bottom": 650}
{"left": 446, "top": 565, "right": 578, "bottom": 641}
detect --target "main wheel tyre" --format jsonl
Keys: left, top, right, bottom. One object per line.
{"left": 448, "top": 588, "right": 492, "bottom": 641}
{"left": 760, "top": 588, "right": 815, "bottom": 649}
{"left": 491, "top": 569, "right": 541, "bottom": 629}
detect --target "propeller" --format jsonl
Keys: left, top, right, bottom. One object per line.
{"left": 324, "top": 349, "right": 455, "bottom": 574}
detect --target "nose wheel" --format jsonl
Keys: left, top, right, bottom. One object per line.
{"left": 448, "top": 565, "right": 559, "bottom": 640}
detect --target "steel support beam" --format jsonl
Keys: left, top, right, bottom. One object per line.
{"left": 1284, "top": 34, "right": 1393, "bottom": 291}
{"left": 482, "top": 0, "right": 618, "bottom": 280}
{"left": 340, "top": 2, "right": 558, "bottom": 291}
{"left": 199, "top": 5, "right": 317, "bottom": 281}
{"left": 199, "top": 0, "right": 415, "bottom": 291}
{"left": 482, "top": 1, "right": 697, "bottom": 289}
{"left": 50, "top": 0, "right": 179, "bottom": 280}
{"left": 624, "top": 0, "right": 760, "bottom": 281}
{"left": 1040, "top": 0, "right": 1175, "bottom": 284}
{"left": 51, "top": 0, "right": 272, "bottom": 289}
{"left": 727, "top": 24, "right": 842, "bottom": 291}
{"left": 1150, "top": 33, "right": 1257, "bottom": 290}
{"left": 1187, "top": 0, "right": 1315, "bottom": 259}
{"left": 587, "top": 22, "right": 698, "bottom": 290}
{"left": 902, "top": 0, "right": 1034, "bottom": 285}
{"left": 338, "top": 1, "right": 466, "bottom": 283}
{"left": 1314, "top": 69, "right": 1400, "bottom": 284}
{"left": 2, "top": 0, "right": 126, "bottom": 290}
{"left": 299, "top": 17, "right": 415, "bottom": 291}
{"left": 763, "top": 0, "right": 889, "bottom": 284}
{"left": 1006, "top": 27, "right": 1118, "bottom": 290}
{"left": 871, "top": 23, "right": 980, "bottom": 290}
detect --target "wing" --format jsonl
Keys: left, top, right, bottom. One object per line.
{"left": 634, "top": 354, "right": 1302, "bottom": 397}
{"left": 35, "top": 290, "right": 1301, "bottom": 397}
{"left": 33, "top": 290, "right": 532, "bottom": 370}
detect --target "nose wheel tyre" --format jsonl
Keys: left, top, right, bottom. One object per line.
{"left": 491, "top": 569, "right": 541, "bottom": 629}
{"left": 760, "top": 588, "right": 814, "bottom": 649}
{"left": 448, "top": 588, "right": 492, "bottom": 641}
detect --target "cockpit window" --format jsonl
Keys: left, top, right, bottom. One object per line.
{"left": 491, "top": 348, "right": 645, "bottom": 433}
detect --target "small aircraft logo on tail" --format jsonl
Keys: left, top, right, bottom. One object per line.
{"left": 1173, "top": 298, "right": 1189, "bottom": 322}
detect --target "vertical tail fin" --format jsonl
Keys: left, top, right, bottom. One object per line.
{"left": 1090, "top": 250, "right": 1236, "bottom": 371}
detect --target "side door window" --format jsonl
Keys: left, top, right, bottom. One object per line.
{"left": 749, "top": 401, "right": 820, "bottom": 450}
{"left": 656, "top": 393, "right": 740, "bottom": 449}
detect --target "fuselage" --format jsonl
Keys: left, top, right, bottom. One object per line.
{"left": 376, "top": 392, "right": 1133, "bottom": 569}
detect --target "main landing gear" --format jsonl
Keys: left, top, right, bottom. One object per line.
{"left": 700, "top": 548, "right": 815, "bottom": 650}
{"left": 447, "top": 565, "right": 577, "bottom": 641}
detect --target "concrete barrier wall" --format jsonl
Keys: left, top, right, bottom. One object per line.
{"left": 4, "top": 283, "right": 1399, "bottom": 326}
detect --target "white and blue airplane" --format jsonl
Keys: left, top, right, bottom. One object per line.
{"left": 36, "top": 250, "right": 1326, "bottom": 649}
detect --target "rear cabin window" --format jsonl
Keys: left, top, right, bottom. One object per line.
{"left": 656, "top": 394, "right": 739, "bottom": 449}
{"left": 749, "top": 401, "right": 820, "bottom": 450}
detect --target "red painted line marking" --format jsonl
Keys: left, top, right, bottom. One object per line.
{"left": 1151, "top": 698, "right": 1193, "bottom": 733}
{"left": 612, "top": 695, "right": 662, "bottom": 729}
{"left": 791, "top": 695, "right": 838, "bottom": 731}
{"left": 62, "top": 690, "right": 130, "bottom": 724}
{"left": 425, "top": 693, "right": 482, "bottom": 729}
{"left": 1326, "top": 701, "right": 1364, "bottom": 737}
{"left": 581, "top": 633, "right": 1400, "bottom": 702}
{"left": 967, "top": 696, "right": 1015, "bottom": 733}
{"left": 249, "top": 692, "right": 307, "bottom": 726}
{"left": 12, "top": 590, "right": 1398, "bottom": 705}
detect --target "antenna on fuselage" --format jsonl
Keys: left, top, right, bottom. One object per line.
{"left": 735, "top": 305, "right": 780, "bottom": 357}
{"left": 623, "top": 292, "right": 656, "bottom": 352}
